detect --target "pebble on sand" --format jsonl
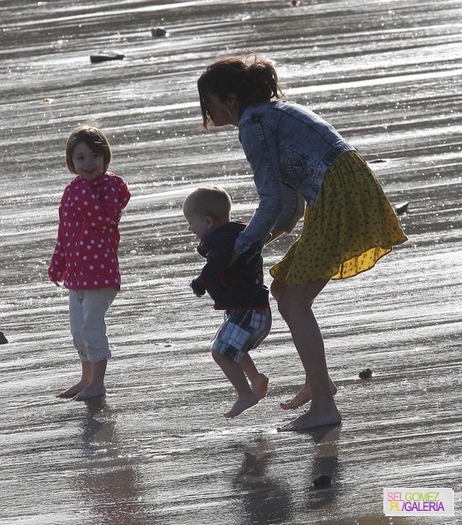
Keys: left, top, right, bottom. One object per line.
{"left": 395, "top": 201, "right": 409, "bottom": 216}
{"left": 313, "top": 474, "right": 332, "bottom": 488}
{"left": 359, "top": 368, "right": 373, "bottom": 379}
{"left": 90, "top": 51, "right": 125, "bottom": 63}
{"left": 151, "top": 27, "right": 168, "bottom": 37}
{"left": 0, "top": 331, "right": 8, "bottom": 344}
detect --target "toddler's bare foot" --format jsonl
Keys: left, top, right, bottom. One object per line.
{"left": 280, "top": 381, "right": 337, "bottom": 410}
{"left": 73, "top": 384, "right": 106, "bottom": 401}
{"left": 224, "top": 392, "right": 259, "bottom": 418}
{"left": 251, "top": 373, "right": 269, "bottom": 400}
{"left": 56, "top": 381, "right": 88, "bottom": 399}
{"left": 277, "top": 405, "right": 341, "bottom": 432}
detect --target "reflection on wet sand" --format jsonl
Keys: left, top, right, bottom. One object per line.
{"left": 234, "top": 426, "right": 341, "bottom": 523}
{"left": 305, "top": 426, "right": 341, "bottom": 513}
{"left": 78, "top": 398, "right": 151, "bottom": 525}
{"left": 234, "top": 436, "right": 294, "bottom": 524}
{"left": 1, "top": 0, "right": 462, "bottom": 523}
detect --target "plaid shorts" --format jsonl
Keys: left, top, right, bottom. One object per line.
{"left": 211, "top": 308, "right": 272, "bottom": 363}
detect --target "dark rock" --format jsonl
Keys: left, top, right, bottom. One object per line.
{"left": 151, "top": 26, "right": 167, "bottom": 37}
{"left": 359, "top": 368, "right": 373, "bottom": 379}
{"left": 395, "top": 202, "right": 409, "bottom": 215}
{"left": 0, "top": 331, "right": 8, "bottom": 344}
{"left": 90, "top": 51, "right": 125, "bottom": 64}
{"left": 313, "top": 474, "right": 331, "bottom": 488}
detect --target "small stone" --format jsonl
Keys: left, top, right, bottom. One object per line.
{"left": 151, "top": 26, "right": 167, "bottom": 37}
{"left": 395, "top": 202, "right": 409, "bottom": 215}
{"left": 90, "top": 51, "right": 125, "bottom": 64}
{"left": 0, "top": 331, "right": 8, "bottom": 344}
{"left": 313, "top": 474, "right": 331, "bottom": 488}
{"left": 359, "top": 368, "right": 373, "bottom": 379}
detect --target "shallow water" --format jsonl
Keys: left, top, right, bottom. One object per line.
{"left": 1, "top": 0, "right": 462, "bottom": 523}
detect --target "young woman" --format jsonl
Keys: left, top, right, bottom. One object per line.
{"left": 197, "top": 55, "right": 407, "bottom": 431}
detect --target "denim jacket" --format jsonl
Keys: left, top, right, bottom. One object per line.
{"left": 234, "top": 100, "right": 354, "bottom": 254}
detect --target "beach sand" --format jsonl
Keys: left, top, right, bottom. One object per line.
{"left": 1, "top": 1, "right": 461, "bottom": 523}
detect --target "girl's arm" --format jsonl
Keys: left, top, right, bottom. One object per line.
{"left": 271, "top": 182, "right": 305, "bottom": 235}
{"left": 48, "top": 195, "right": 67, "bottom": 282}
{"left": 72, "top": 175, "right": 129, "bottom": 231}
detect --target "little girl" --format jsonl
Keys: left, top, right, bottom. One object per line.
{"left": 48, "top": 124, "right": 131, "bottom": 401}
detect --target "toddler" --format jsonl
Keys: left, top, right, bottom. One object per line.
{"left": 183, "top": 186, "right": 271, "bottom": 418}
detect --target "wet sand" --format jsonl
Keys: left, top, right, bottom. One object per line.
{"left": 1, "top": 0, "right": 462, "bottom": 523}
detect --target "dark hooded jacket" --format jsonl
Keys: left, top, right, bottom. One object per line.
{"left": 191, "top": 221, "right": 269, "bottom": 310}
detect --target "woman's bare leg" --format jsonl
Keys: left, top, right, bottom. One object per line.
{"left": 271, "top": 279, "right": 341, "bottom": 431}
{"left": 279, "top": 380, "right": 337, "bottom": 410}
{"left": 272, "top": 279, "right": 336, "bottom": 410}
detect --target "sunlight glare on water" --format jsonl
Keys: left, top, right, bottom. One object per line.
{"left": 1, "top": 1, "right": 462, "bottom": 524}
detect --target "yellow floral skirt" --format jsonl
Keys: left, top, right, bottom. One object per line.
{"left": 270, "top": 150, "right": 408, "bottom": 284}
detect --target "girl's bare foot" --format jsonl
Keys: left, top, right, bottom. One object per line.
{"left": 56, "top": 381, "right": 88, "bottom": 398}
{"left": 73, "top": 384, "right": 106, "bottom": 401}
{"left": 224, "top": 391, "right": 259, "bottom": 418}
{"left": 251, "top": 373, "right": 269, "bottom": 400}
{"left": 280, "top": 381, "right": 338, "bottom": 410}
{"left": 277, "top": 406, "right": 341, "bottom": 432}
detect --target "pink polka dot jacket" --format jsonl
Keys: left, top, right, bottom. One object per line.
{"left": 48, "top": 172, "right": 131, "bottom": 290}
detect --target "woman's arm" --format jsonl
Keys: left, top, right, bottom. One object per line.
{"left": 271, "top": 181, "right": 305, "bottom": 235}
{"left": 234, "top": 121, "right": 284, "bottom": 254}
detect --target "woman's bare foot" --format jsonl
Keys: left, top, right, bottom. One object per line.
{"left": 280, "top": 381, "right": 338, "bottom": 410}
{"left": 73, "top": 384, "right": 106, "bottom": 401}
{"left": 56, "top": 381, "right": 88, "bottom": 399}
{"left": 224, "top": 391, "right": 259, "bottom": 418}
{"left": 251, "top": 373, "right": 269, "bottom": 400}
{"left": 277, "top": 405, "right": 341, "bottom": 432}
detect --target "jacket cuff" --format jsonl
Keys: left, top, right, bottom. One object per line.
{"left": 234, "top": 235, "right": 255, "bottom": 255}
{"left": 190, "top": 278, "right": 206, "bottom": 296}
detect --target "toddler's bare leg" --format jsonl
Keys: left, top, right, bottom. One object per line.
{"left": 213, "top": 351, "right": 259, "bottom": 418}
{"left": 239, "top": 353, "right": 269, "bottom": 400}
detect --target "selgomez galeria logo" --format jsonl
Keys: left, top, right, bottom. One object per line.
{"left": 383, "top": 488, "right": 454, "bottom": 516}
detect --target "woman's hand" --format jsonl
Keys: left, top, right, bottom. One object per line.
{"left": 228, "top": 251, "right": 240, "bottom": 268}
{"left": 266, "top": 228, "right": 285, "bottom": 244}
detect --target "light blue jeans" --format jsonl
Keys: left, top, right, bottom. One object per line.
{"left": 69, "top": 288, "right": 118, "bottom": 362}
